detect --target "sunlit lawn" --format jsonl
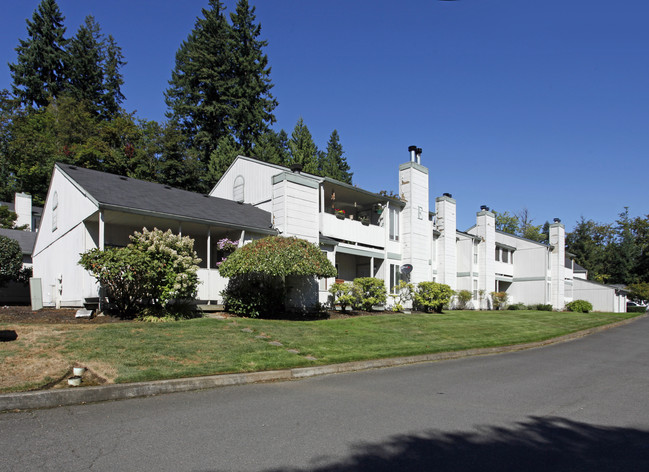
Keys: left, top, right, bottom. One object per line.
{"left": 0, "top": 310, "right": 639, "bottom": 393}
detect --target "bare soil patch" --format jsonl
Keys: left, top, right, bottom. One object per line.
{"left": 0, "top": 305, "right": 129, "bottom": 324}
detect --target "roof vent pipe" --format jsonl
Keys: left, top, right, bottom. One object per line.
{"left": 416, "top": 147, "right": 422, "bottom": 164}
{"left": 408, "top": 145, "right": 417, "bottom": 162}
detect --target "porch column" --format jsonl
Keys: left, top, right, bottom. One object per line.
{"left": 370, "top": 257, "right": 374, "bottom": 278}
{"left": 320, "top": 185, "right": 325, "bottom": 213}
{"left": 206, "top": 227, "right": 211, "bottom": 304}
{"left": 239, "top": 230, "right": 245, "bottom": 246}
{"left": 98, "top": 210, "right": 105, "bottom": 250}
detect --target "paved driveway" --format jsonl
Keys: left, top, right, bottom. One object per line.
{"left": 1, "top": 317, "right": 648, "bottom": 471}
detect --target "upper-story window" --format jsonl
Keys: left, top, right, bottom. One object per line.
{"left": 389, "top": 207, "right": 399, "bottom": 241}
{"left": 495, "top": 246, "right": 500, "bottom": 261}
{"left": 233, "top": 175, "right": 244, "bottom": 202}
{"left": 502, "top": 249, "right": 509, "bottom": 263}
{"left": 473, "top": 242, "right": 479, "bottom": 265}
{"left": 51, "top": 191, "right": 58, "bottom": 232}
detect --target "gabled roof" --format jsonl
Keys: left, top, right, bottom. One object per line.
{"left": 56, "top": 163, "right": 275, "bottom": 234}
{"left": 0, "top": 228, "right": 36, "bottom": 255}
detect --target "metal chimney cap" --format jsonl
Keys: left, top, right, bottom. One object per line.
{"left": 480, "top": 205, "right": 489, "bottom": 211}
{"left": 553, "top": 217, "right": 561, "bottom": 223}
{"left": 408, "top": 145, "right": 417, "bottom": 152}
{"left": 443, "top": 192, "right": 452, "bottom": 198}
{"left": 289, "top": 163, "right": 303, "bottom": 173}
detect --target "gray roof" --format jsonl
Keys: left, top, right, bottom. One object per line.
{"left": 0, "top": 228, "right": 36, "bottom": 255}
{"left": 57, "top": 163, "right": 275, "bottom": 233}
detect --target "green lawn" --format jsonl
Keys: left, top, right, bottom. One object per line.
{"left": 0, "top": 311, "right": 640, "bottom": 393}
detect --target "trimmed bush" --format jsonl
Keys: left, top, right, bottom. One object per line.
{"left": 626, "top": 306, "right": 646, "bottom": 313}
{"left": 413, "top": 281, "right": 454, "bottom": 313}
{"left": 352, "top": 277, "right": 387, "bottom": 311}
{"left": 529, "top": 303, "right": 553, "bottom": 311}
{"left": 566, "top": 299, "right": 593, "bottom": 313}
{"left": 491, "top": 291, "right": 508, "bottom": 310}
{"left": 221, "top": 273, "right": 285, "bottom": 318}
{"left": 329, "top": 282, "right": 355, "bottom": 311}
{"left": 507, "top": 303, "right": 525, "bottom": 310}
{"left": 455, "top": 290, "right": 473, "bottom": 310}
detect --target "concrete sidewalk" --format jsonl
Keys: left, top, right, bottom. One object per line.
{"left": 1, "top": 315, "right": 644, "bottom": 412}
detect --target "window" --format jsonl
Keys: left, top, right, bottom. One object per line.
{"left": 495, "top": 247, "right": 500, "bottom": 261}
{"left": 473, "top": 280, "right": 478, "bottom": 299}
{"left": 502, "top": 249, "right": 508, "bottom": 263}
{"left": 473, "top": 243, "right": 479, "bottom": 265}
{"left": 389, "top": 264, "right": 401, "bottom": 293}
{"left": 389, "top": 208, "right": 399, "bottom": 241}
{"left": 233, "top": 175, "right": 244, "bottom": 202}
{"left": 51, "top": 191, "right": 58, "bottom": 232}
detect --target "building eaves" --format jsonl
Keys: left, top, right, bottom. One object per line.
{"left": 56, "top": 163, "right": 276, "bottom": 234}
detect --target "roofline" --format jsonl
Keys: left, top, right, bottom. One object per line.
{"left": 99, "top": 203, "right": 278, "bottom": 235}
{"left": 496, "top": 229, "right": 551, "bottom": 248}
{"left": 214, "top": 155, "right": 405, "bottom": 208}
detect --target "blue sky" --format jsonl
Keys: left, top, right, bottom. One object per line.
{"left": 2, "top": 0, "right": 648, "bottom": 231}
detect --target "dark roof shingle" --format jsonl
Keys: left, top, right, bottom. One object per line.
{"left": 58, "top": 163, "right": 274, "bottom": 233}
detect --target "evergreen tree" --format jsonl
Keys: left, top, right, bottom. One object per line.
{"left": 165, "top": 0, "right": 235, "bottom": 167}
{"left": 321, "top": 130, "right": 352, "bottom": 183}
{"left": 288, "top": 118, "right": 319, "bottom": 174}
{"left": 608, "top": 208, "right": 640, "bottom": 285}
{"left": 229, "top": 0, "right": 277, "bottom": 154}
{"left": 252, "top": 129, "right": 289, "bottom": 165}
{"left": 65, "top": 16, "right": 105, "bottom": 115}
{"left": 207, "top": 135, "right": 243, "bottom": 188}
{"left": 101, "top": 35, "right": 126, "bottom": 118}
{"left": 158, "top": 121, "right": 204, "bottom": 192}
{"left": 566, "top": 217, "right": 615, "bottom": 283}
{"left": 9, "top": 0, "right": 68, "bottom": 108}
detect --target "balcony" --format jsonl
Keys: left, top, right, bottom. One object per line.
{"left": 320, "top": 212, "right": 385, "bottom": 248}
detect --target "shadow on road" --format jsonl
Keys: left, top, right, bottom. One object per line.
{"left": 266, "top": 416, "right": 649, "bottom": 472}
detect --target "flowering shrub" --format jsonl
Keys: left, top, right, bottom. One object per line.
{"left": 79, "top": 228, "right": 201, "bottom": 317}
{"left": 215, "top": 237, "right": 238, "bottom": 268}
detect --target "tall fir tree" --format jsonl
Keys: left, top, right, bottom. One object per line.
{"left": 288, "top": 117, "right": 319, "bottom": 174}
{"left": 321, "top": 130, "right": 352, "bottom": 183}
{"left": 165, "top": 0, "right": 235, "bottom": 168}
{"left": 252, "top": 129, "right": 289, "bottom": 165}
{"left": 9, "top": 0, "right": 68, "bottom": 108}
{"left": 65, "top": 16, "right": 105, "bottom": 115}
{"left": 101, "top": 35, "right": 126, "bottom": 119}
{"left": 229, "top": 0, "right": 277, "bottom": 154}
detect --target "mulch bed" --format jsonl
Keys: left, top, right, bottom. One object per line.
{"left": 0, "top": 306, "right": 128, "bottom": 324}
{"left": 0, "top": 305, "right": 400, "bottom": 324}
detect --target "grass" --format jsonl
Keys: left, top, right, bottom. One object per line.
{"left": 0, "top": 310, "right": 641, "bottom": 393}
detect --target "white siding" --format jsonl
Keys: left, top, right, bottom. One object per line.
{"left": 210, "top": 156, "right": 284, "bottom": 209}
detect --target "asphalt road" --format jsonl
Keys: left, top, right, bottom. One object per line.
{"left": 1, "top": 318, "right": 648, "bottom": 472}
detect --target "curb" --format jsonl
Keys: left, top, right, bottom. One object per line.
{"left": 1, "top": 314, "right": 644, "bottom": 412}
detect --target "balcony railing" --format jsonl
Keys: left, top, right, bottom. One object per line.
{"left": 320, "top": 212, "right": 385, "bottom": 248}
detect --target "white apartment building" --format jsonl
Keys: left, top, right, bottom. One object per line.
{"left": 32, "top": 148, "right": 626, "bottom": 312}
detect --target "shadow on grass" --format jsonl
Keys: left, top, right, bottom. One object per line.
{"left": 265, "top": 416, "right": 649, "bottom": 471}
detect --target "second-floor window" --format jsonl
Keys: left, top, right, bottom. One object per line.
{"left": 389, "top": 207, "right": 399, "bottom": 241}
